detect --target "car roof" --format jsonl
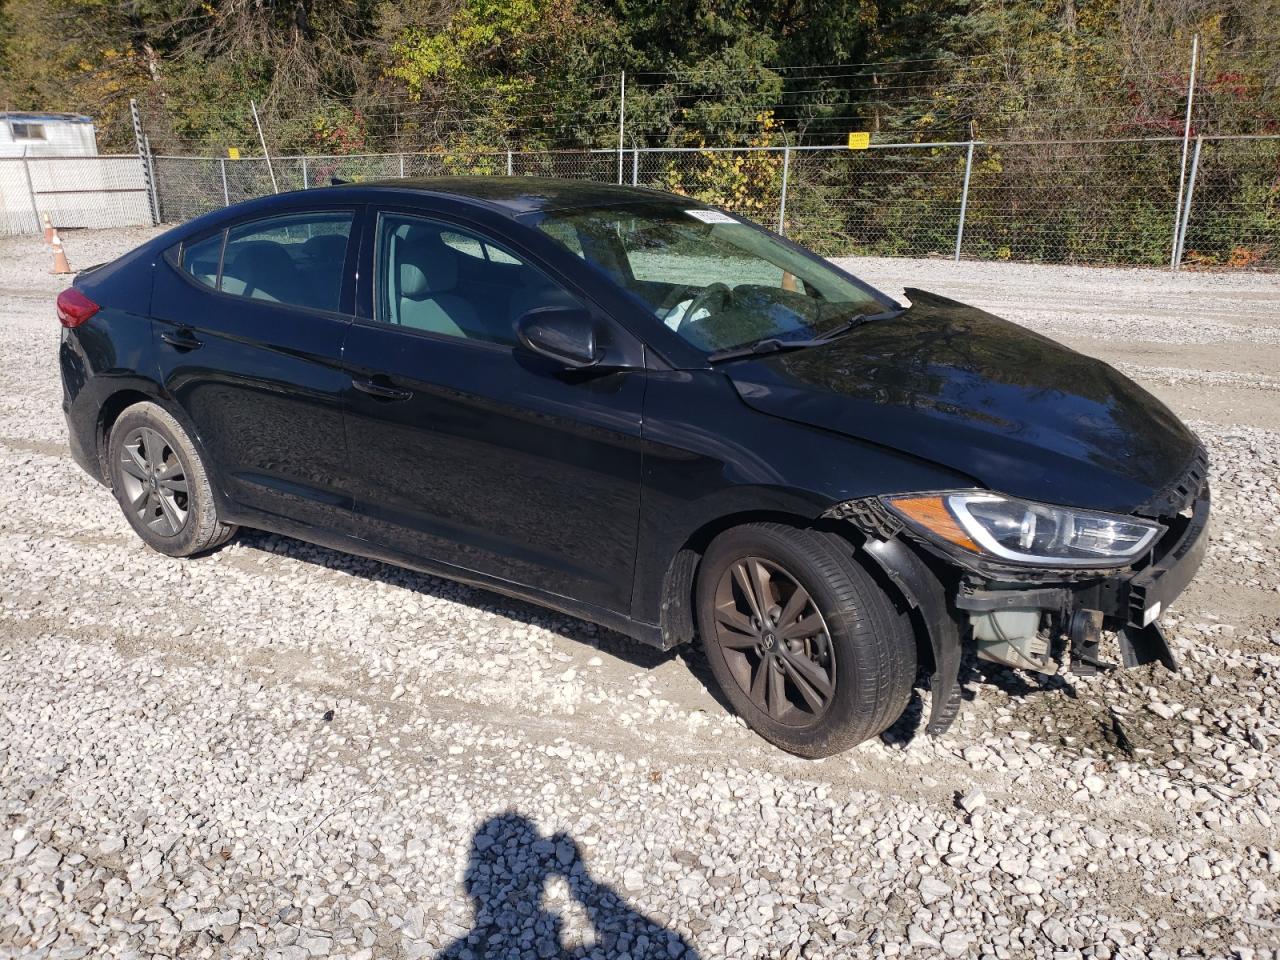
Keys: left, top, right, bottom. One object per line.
{"left": 354, "top": 176, "right": 687, "bottom": 216}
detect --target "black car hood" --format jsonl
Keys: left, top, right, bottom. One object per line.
{"left": 726, "top": 289, "right": 1198, "bottom": 513}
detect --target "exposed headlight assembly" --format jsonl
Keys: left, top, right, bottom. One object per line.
{"left": 882, "top": 492, "right": 1162, "bottom": 568}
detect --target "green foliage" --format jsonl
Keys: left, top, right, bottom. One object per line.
{"left": 388, "top": 0, "right": 550, "bottom": 94}
{"left": 653, "top": 113, "right": 785, "bottom": 220}
{"left": 2, "top": 0, "right": 1278, "bottom": 266}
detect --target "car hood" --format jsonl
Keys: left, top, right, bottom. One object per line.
{"left": 726, "top": 289, "right": 1198, "bottom": 513}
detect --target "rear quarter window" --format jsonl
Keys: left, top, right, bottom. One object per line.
{"left": 180, "top": 232, "right": 225, "bottom": 289}
{"left": 171, "top": 211, "right": 354, "bottom": 313}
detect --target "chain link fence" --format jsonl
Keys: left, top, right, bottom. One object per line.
{"left": 960, "top": 138, "right": 1185, "bottom": 266}
{"left": 0, "top": 155, "right": 153, "bottom": 234}
{"left": 1178, "top": 136, "right": 1280, "bottom": 269}
{"left": 5, "top": 137, "right": 1278, "bottom": 270}
{"left": 623, "top": 137, "right": 1278, "bottom": 268}
{"left": 149, "top": 150, "right": 616, "bottom": 224}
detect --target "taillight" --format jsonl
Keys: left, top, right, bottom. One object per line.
{"left": 56, "top": 287, "right": 99, "bottom": 328}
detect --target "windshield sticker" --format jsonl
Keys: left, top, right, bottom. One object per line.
{"left": 685, "top": 209, "right": 738, "bottom": 224}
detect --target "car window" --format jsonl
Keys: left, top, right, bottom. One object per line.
{"left": 375, "top": 213, "right": 582, "bottom": 346}
{"left": 181, "top": 232, "right": 225, "bottom": 289}
{"left": 217, "top": 212, "right": 353, "bottom": 312}
{"left": 539, "top": 220, "right": 586, "bottom": 259}
{"left": 534, "top": 204, "right": 884, "bottom": 354}
{"left": 623, "top": 218, "right": 791, "bottom": 288}
{"left": 441, "top": 229, "right": 524, "bottom": 266}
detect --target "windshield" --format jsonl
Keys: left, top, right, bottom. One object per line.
{"left": 530, "top": 204, "right": 887, "bottom": 354}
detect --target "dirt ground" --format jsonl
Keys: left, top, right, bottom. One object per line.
{"left": 1, "top": 226, "right": 1278, "bottom": 960}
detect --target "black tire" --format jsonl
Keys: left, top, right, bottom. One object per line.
{"left": 695, "top": 523, "right": 916, "bottom": 757}
{"left": 107, "top": 401, "right": 237, "bottom": 558}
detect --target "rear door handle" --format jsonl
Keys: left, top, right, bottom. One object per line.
{"left": 352, "top": 377, "right": 413, "bottom": 401}
{"left": 160, "top": 328, "right": 202, "bottom": 350}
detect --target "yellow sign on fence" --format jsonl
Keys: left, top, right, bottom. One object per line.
{"left": 846, "top": 132, "right": 871, "bottom": 150}
{"left": 227, "top": 147, "right": 240, "bottom": 160}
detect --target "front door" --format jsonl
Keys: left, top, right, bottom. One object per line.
{"left": 151, "top": 206, "right": 360, "bottom": 530}
{"left": 341, "top": 210, "right": 646, "bottom": 613}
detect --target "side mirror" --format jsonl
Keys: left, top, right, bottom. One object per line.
{"left": 516, "top": 306, "right": 602, "bottom": 369}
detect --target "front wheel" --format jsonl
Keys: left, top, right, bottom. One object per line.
{"left": 107, "top": 401, "right": 238, "bottom": 557}
{"left": 696, "top": 523, "right": 916, "bottom": 757}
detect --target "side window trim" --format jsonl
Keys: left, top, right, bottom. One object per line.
{"left": 213, "top": 230, "right": 229, "bottom": 288}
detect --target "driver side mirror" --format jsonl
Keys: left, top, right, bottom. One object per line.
{"left": 516, "top": 306, "right": 602, "bottom": 369}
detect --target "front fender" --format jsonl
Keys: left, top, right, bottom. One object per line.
{"left": 860, "top": 537, "right": 965, "bottom": 736}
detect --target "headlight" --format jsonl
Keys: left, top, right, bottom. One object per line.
{"left": 882, "top": 492, "right": 1162, "bottom": 567}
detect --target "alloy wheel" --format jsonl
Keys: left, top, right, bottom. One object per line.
{"left": 117, "top": 426, "right": 189, "bottom": 537}
{"left": 712, "top": 557, "right": 836, "bottom": 725}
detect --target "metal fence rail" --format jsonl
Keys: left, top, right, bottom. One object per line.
{"left": 6, "top": 136, "right": 1278, "bottom": 271}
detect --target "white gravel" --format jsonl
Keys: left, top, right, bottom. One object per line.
{"left": 1, "top": 228, "right": 1279, "bottom": 959}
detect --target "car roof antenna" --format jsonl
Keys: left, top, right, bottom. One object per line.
{"left": 330, "top": 176, "right": 351, "bottom": 186}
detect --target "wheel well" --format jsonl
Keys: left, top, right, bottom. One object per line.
{"left": 658, "top": 511, "right": 935, "bottom": 671}
{"left": 95, "top": 389, "right": 153, "bottom": 478}
{"left": 657, "top": 510, "right": 826, "bottom": 649}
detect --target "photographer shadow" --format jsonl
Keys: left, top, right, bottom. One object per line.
{"left": 437, "top": 813, "right": 699, "bottom": 960}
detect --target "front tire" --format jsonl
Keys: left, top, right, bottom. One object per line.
{"left": 107, "top": 401, "right": 237, "bottom": 557}
{"left": 696, "top": 523, "right": 916, "bottom": 757}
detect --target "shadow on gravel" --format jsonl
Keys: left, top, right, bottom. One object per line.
{"left": 437, "top": 813, "right": 699, "bottom": 960}
{"left": 236, "top": 529, "right": 678, "bottom": 671}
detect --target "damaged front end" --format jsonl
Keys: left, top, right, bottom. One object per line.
{"left": 825, "top": 448, "right": 1210, "bottom": 736}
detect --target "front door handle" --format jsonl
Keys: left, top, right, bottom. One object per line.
{"left": 160, "top": 328, "right": 202, "bottom": 350}
{"left": 352, "top": 377, "right": 413, "bottom": 401}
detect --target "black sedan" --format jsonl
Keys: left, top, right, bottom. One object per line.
{"left": 58, "top": 178, "right": 1209, "bottom": 757}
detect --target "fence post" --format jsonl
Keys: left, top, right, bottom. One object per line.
{"left": 1173, "top": 136, "right": 1203, "bottom": 270}
{"left": 250, "top": 100, "right": 279, "bottom": 194}
{"left": 777, "top": 146, "right": 791, "bottom": 235}
{"left": 21, "top": 154, "right": 40, "bottom": 232}
{"left": 955, "top": 140, "right": 976, "bottom": 262}
{"left": 129, "top": 98, "right": 159, "bottom": 226}
{"left": 143, "top": 136, "right": 161, "bottom": 223}
{"left": 1171, "top": 34, "right": 1200, "bottom": 269}
{"left": 631, "top": 147, "right": 639, "bottom": 186}
{"left": 399, "top": 154, "right": 405, "bottom": 178}
{"left": 301, "top": 156, "right": 309, "bottom": 190}
{"left": 219, "top": 157, "right": 230, "bottom": 206}
{"left": 507, "top": 150, "right": 513, "bottom": 176}
{"left": 617, "top": 71, "right": 626, "bottom": 185}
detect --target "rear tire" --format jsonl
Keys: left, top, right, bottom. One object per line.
{"left": 107, "top": 401, "right": 237, "bottom": 557}
{"left": 696, "top": 523, "right": 916, "bottom": 757}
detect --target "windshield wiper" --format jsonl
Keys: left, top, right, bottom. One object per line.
{"left": 706, "top": 307, "right": 903, "bottom": 364}
{"left": 707, "top": 336, "right": 826, "bottom": 363}
{"left": 816, "top": 306, "right": 906, "bottom": 341}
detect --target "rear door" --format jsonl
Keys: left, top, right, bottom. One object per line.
{"left": 151, "top": 206, "right": 362, "bottom": 530}
{"left": 340, "top": 207, "right": 647, "bottom": 613}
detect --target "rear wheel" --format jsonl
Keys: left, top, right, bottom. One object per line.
{"left": 696, "top": 523, "right": 916, "bottom": 757}
{"left": 107, "top": 401, "right": 237, "bottom": 557}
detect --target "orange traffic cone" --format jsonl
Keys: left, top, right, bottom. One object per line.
{"left": 42, "top": 212, "right": 54, "bottom": 246}
{"left": 51, "top": 228, "right": 72, "bottom": 275}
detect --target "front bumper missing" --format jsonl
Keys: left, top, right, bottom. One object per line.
{"left": 838, "top": 492, "right": 1210, "bottom": 736}
{"left": 955, "top": 492, "right": 1209, "bottom": 672}
{"left": 957, "top": 491, "right": 1203, "bottom": 665}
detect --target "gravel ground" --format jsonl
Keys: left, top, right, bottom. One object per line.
{"left": 2, "top": 227, "right": 1279, "bottom": 960}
